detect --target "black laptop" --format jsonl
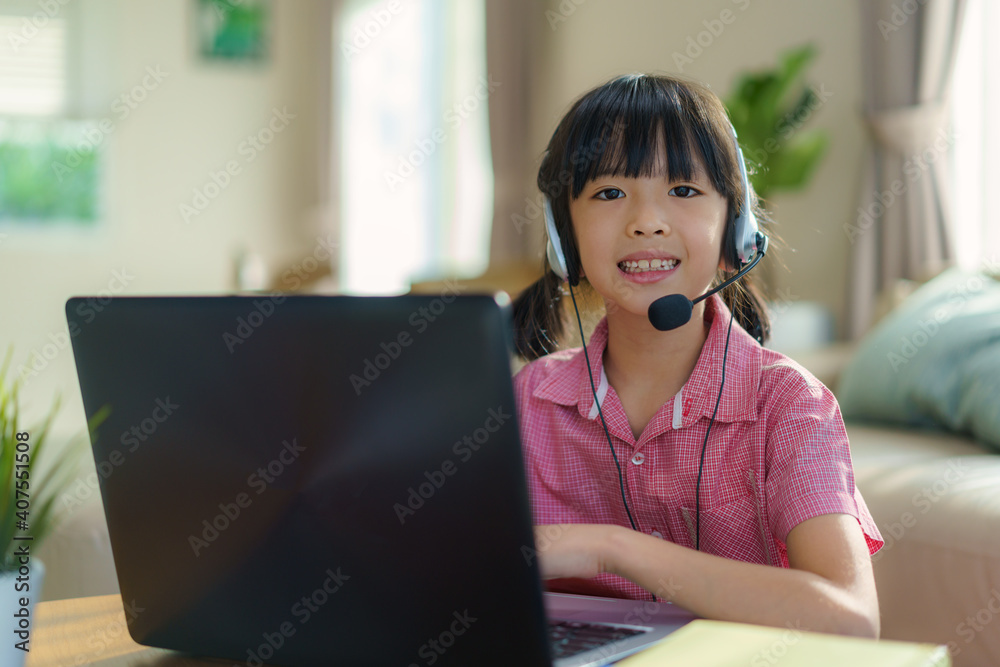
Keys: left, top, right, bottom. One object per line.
{"left": 66, "top": 293, "right": 693, "bottom": 666}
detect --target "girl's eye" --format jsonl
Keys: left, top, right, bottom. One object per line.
{"left": 595, "top": 188, "right": 624, "bottom": 201}
{"left": 670, "top": 185, "right": 700, "bottom": 198}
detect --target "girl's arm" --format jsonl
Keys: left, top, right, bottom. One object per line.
{"left": 534, "top": 513, "right": 880, "bottom": 638}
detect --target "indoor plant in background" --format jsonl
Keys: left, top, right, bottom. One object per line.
{"left": 724, "top": 44, "right": 830, "bottom": 299}
{"left": 0, "top": 349, "right": 101, "bottom": 665}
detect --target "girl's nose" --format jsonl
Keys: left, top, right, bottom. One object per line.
{"left": 625, "top": 201, "right": 671, "bottom": 237}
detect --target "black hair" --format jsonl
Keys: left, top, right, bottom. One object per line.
{"left": 512, "top": 73, "right": 772, "bottom": 360}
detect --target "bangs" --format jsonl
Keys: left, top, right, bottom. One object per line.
{"left": 562, "top": 75, "right": 729, "bottom": 199}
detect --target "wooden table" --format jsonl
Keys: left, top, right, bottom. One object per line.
{"left": 27, "top": 594, "right": 951, "bottom": 666}
{"left": 26, "top": 595, "right": 212, "bottom": 667}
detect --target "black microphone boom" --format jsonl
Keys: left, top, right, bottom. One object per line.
{"left": 647, "top": 233, "right": 768, "bottom": 332}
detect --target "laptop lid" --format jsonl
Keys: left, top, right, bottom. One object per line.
{"left": 67, "top": 293, "right": 552, "bottom": 666}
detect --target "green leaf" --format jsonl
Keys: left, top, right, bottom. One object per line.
{"left": 766, "top": 44, "right": 817, "bottom": 113}
{"left": 724, "top": 43, "right": 828, "bottom": 201}
{"left": 780, "top": 87, "right": 820, "bottom": 131}
{"left": 0, "top": 346, "right": 92, "bottom": 570}
{"left": 765, "top": 132, "right": 829, "bottom": 193}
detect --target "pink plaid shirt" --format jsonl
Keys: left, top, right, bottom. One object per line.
{"left": 513, "top": 293, "right": 883, "bottom": 600}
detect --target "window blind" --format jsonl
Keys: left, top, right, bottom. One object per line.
{"left": 0, "top": 7, "right": 67, "bottom": 116}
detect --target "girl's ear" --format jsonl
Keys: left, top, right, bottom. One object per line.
{"left": 718, "top": 247, "right": 733, "bottom": 272}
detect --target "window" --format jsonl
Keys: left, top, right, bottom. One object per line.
{"left": 0, "top": 0, "right": 99, "bottom": 226}
{"left": 337, "top": 0, "right": 493, "bottom": 294}
{"left": 951, "top": 0, "right": 1000, "bottom": 269}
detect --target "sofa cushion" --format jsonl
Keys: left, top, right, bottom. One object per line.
{"left": 838, "top": 269, "right": 1000, "bottom": 452}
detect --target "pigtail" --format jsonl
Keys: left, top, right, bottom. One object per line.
{"left": 512, "top": 268, "right": 566, "bottom": 360}
{"left": 511, "top": 123, "right": 581, "bottom": 361}
{"left": 721, "top": 277, "right": 771, "bottom": 346}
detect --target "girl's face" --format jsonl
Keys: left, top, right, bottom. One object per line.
{"left": 568, "top": 153, "right": 729, "bottom": 321}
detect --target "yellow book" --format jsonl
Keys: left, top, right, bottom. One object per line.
{"left": 619, "top": 620, "right": 950, "bottom": 667}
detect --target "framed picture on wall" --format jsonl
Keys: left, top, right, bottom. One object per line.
{"left": 195, "top": 0, "right": 269, "bottom": 62}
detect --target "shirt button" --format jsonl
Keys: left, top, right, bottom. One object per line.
{"left": 651, "top": 530, "right": 663, "bottom": 539}
{"left": 631, "top": 452, "right": 645, "bottom": 465}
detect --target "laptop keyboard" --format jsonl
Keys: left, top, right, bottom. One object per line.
{"left": 548, "top": 619, "right": 648, "bottom": 659}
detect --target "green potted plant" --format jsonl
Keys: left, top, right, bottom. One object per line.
{"left": 724, "top": 43, "right": 829, "bottom": 201}
{"left": 0, "top": 348, "right": 102, "bottom": 664}
{"left": 724, "top": 44, "right": 830, "bottom": 301}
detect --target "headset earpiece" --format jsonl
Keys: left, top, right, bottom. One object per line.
{"left": 544, "top": 197, "right": 571, "bottom": 283}
{"left": 727, "top": 124, "right": 761, "bottom": 267}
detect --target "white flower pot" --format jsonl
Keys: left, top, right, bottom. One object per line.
{"left": 1, "top": 558, "right": 45, "bottom": 667}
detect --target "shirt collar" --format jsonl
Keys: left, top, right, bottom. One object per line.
{"left": 531, "top": 293, "right": 761, "bottom": 426}
{"left": 531, "top": 312, "right": 611, "bottom": 420}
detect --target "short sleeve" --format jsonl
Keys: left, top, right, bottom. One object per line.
{"left": 764, "top": 373, "right": 884, "bottom": 556}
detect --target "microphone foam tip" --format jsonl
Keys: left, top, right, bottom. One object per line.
{"left": 647, "top": 294, "right": 693, "bottom": 331}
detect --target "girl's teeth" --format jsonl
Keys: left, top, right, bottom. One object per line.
{"left": 619, "top": 259, "right": 678, "bottom": 273}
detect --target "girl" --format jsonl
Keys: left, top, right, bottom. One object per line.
{"left": 511, "top": 73, "right": 883, "bottom": 637}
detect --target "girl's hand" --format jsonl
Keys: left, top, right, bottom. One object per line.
{"left": 532, "top": 524, "right": 619, "bottom": 580}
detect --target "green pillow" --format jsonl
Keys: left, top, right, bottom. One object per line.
{"left": 838, "top": 268, "right": 1000, "bottom": 451}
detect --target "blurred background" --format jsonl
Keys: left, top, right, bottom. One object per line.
{"left": 0, "top": 0, "right": 996, "bottom": 601}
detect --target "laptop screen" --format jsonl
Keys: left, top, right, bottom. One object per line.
{"left": 67, "top": 293, "right": 551, "bottom": 666}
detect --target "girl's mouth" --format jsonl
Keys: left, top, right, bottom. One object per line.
{"left": 616, "top": 258, "right": 680, "bottom": 283}
{"left": 617, "top": 258, "right": 679, "bottom": 273}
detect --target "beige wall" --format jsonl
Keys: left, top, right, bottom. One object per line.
{"left": 1, "top": 0, "right": 330, "bottom": 435}
{"left": 530, "top": 0, "right": 864, "bottom": 338}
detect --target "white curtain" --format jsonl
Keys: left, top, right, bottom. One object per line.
{"left": 950, "top": 0, "right": 1000, "bottom": 272}
{"left": 847, "top": 0, "right": 967, "bottom": 338}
